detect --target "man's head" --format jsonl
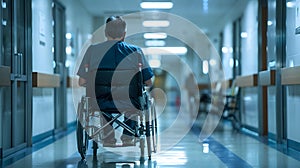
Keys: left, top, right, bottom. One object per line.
{"left": 105, "top": 16, "right": 126, "bottom": 40}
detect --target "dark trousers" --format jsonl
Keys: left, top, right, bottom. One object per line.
{"left": 102, "top": 112, "right": 137, "bottom": 142}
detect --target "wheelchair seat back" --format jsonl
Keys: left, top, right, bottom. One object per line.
{"left": 89, "top": 68, "right": 144, "bottom": 113}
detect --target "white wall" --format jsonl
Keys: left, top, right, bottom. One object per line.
{"left": 286, "top": 0, "right": 300, "bottom": 68}
{"left": 58, "top": 0, "right": 94, "bottom": 76}
{"left": 32, "top": 89, "right": 55, "bottom": 136}
{"left": 222, "top": 23, "right": 233, "bottom": 80}
{"left": 286, "top": 0, "right": 300, "bottom": 143}
{"left": 241, "top": 0, "right": 258, "bottom": 76}
{"left": 32, "top": 0, "right": 94, "bottom": 136}
{"left": 240, "top": 0, "right": 259, "bottom": 128}
{"left": 57, "top": 0, "right": 94, "bottom": 124}
{"left": 32, "top": 1, "right": 54, "bottom": 73}
{"left": 32, "top": 0, "right": 55, "bottom": 136}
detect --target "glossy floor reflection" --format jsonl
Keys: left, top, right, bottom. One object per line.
{"left": 4, "top": 104, "right": 300, "bottom": 168}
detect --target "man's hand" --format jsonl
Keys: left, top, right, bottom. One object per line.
{"left": 144, "top": 79, "right": 152, "bottom": 86}
{"left": 78, "top": 77, "right": 87, "bottom": 86}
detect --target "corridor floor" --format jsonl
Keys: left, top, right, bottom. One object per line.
{"left": 3, "top": 105, "right": 300, "bottom": 168}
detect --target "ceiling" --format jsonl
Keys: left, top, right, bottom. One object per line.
{"left": 78, "top": 0, "right": 249, "bottom": 38}
{"left": 77, "top": 0, "right": 250, "bottom": 67}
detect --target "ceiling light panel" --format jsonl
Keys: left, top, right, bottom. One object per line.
{"left": 140, "top": 2, "right": 173, "bottom": 9}
{"left": 145, "top": 40, "right": 166, "bottom": 47}
{"left": 143, "top": 33, "right": 167, "bottom": 39}
{"left": 143, "top": 20, "right": 170, "bottom": 27}
{"left": 142, "top": 47, "right": 187, "bottom": 55}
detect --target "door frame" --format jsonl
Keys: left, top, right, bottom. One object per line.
{"left": 53, "top": 0, "right": 67, "bottom": 132}
{"left": 0, "top": 0, "right": 2, "bottom": 158}
{"left": 0, "top": 0, "right": 32, "bottom": 158}
{"left": 275, "top": 0, "right": 287, "bottom": 144}
{"left": 24, "top": 0, "right": 33, "bottom": 148}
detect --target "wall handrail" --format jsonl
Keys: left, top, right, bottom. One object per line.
{"left": 32, "top": 72, "right": 60, "bottom": 88}
{"left": 281, "top": 66, "right": 300, "bottom": 85}
{"left": 67, "top": 76, "right": 80, "bottom": 88}
{"left": 258, "top": 70, "right": 276, "bottom": 86}
{"left": 236, "top": 74, "right": 258, "bottom": 87}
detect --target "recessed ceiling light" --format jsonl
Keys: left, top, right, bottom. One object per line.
{"left": 2, "top": 2, "right": 6, "bottom": 8}
{"left": 286, "top": 1, "right": 296, "bottom": 8}
{"left": 142, "top": 47, "right": 187, "bottom": 55}
{"left": 267, "top": 21, "right": 273, "bottom": 26}
{"left": 240, "top": 32, "right": 248, "bottom": 38}
{"left": 145, "top": 40, "right": 166, "bottom": 47}
{"left": 140, "top": 2, "right": 173, "bottom": 9}
{"left": 143, "top": 20, "right": 170, "bottom": 27}
{"left": 144, "top": 33, "right": 167, "bottom": 39}
{"left": 65, "top": 33, "right": 72, "bottom": 39}
{"left": 222, "top": 47, "right": 228, "bottom": 54}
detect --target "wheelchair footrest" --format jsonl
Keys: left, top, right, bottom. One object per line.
{"left": 102, "top": 143, "right": 137, "bottom": 148}
{"left": 102, "top": 138, "right": 137, "bottom": 147}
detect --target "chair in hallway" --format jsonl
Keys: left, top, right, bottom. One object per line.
{"left": 222, "top": 80, "right": 240, "bottom": 130}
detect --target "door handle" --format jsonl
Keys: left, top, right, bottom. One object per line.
{"left": 14, "top": 53, "right": 18, "bottom": 77}
{"left": 13, "top": 53, "right": 23, "bottom": 78}
{"left": 19, "top": 53, "right": 23, "bottom": 76}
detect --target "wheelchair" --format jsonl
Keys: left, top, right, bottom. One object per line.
{"left": 76, "top": 68, "right": 158, "bottom": 161}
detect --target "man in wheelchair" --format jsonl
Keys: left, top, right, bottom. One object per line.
{"left": 77, "top": 16, "right": 154, "bottom": 147}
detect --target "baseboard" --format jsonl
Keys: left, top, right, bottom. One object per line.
{"left": 288, "top": 139, "right": 300, "bottom": 151}
{"left": 67, "top": 121, "right": 76, "bottom": 130}
{"left": 32, "top": 121, "right": 76, "bottom": 144}
{"left": 32, "top": 130, "right": 54, "bottom": 144}
{"left": 242, "top": 124, "right": 258, "bottom": 133}
{"left": 268, "top": 132, "right": 276, "bottom": 140}
{"left": 296, "top": 26, "right": 300, "bottom": 35}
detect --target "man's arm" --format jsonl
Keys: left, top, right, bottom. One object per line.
{"left": 77, "top": 45, "right": 92, "bottom": 87}
{"left": 137, "top": 48, "right": 154, "bottom": 87}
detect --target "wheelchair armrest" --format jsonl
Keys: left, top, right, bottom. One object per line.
{"left": 225, "top": 95, "right": 236, "bottom": 99}
{"left": 144, "top": 86, "right": 152, "bottom": 92}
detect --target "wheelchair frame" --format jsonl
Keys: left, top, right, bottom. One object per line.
{"left": 76, "top": 90, "right": 158, "bottom": 160}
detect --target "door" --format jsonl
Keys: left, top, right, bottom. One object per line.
{"left": 53, "top": 1, "right": 67, "bottom": 132}
{"left": 1, "top": 0, "right": 32, "bottom": 157}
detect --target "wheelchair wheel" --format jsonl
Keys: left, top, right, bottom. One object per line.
{"left": 140, "top": 135, "right": 145, "bottom": 159}
{"left": 150, "top": 102, "right": 158, "bottom": 153}
{"left": 145, "top": 109, "right": 152, "bottom": 160}
{"left": 145, "top": 100, "right": 158, "bottom": 160}
{"left": 76, "top": 119, "right": 89, "bottom": 160}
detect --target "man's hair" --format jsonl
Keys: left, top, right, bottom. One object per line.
{"left": 105, "top": 16, "right": 126, "bottom": 39}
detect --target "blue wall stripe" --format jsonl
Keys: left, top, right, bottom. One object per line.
{"left": 206, "top": 137, "right": 252, "bottom": 168}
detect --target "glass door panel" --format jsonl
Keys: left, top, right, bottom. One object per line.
{"left": 1, "top": 0, "right": 29, "bottom": 156}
